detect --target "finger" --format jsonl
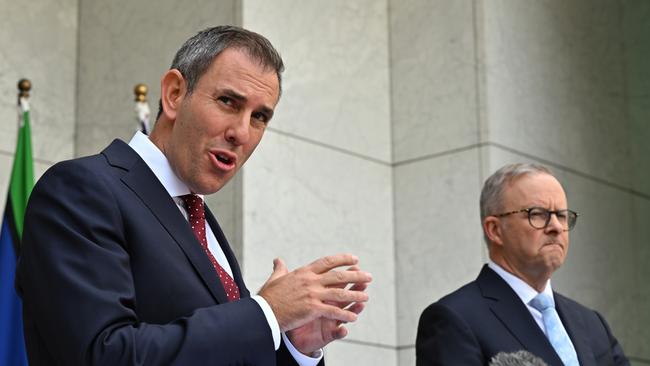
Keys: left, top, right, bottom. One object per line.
{"left": 345, "top": 301, "right": 365, "bottom": 315}
{"left": 346, "top": 281, "right": 369, "bottom": 292}
{"left": 324, "top": 267, "right": 363, "bottom": 290}
{"left": 320, "top": 269, "right": 372, "bottom": 287}
{"left": 319, "top": 304, "right": 361, "bottom": 323}
{"left": 329, "top": 288, "right": 369, "bottom": 311}
{"left": 322, "top": 280, "right": 369, "bottom": 309}
{"left": 320, "top": 287, "right": 369, "bottom": 304}
{"left": 308, "top": 254, "right": 359, "bottom": 274}
{"left": 331, "top": 325, "right": 348, "bottom": 340}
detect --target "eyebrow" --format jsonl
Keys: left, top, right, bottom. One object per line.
{"left": 222, "top": 88, "right": 274, "bottom": 118}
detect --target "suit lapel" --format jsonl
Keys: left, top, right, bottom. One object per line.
{"left": 477, "top": 265, "right": 564, "bottom": 365}
{"left": 101, "top": 140, "right": 229, "bottom": 304}
{"left": 205, "top": 207, "right": 249, "bottom": 298}
{"left": 555, "top": 293, "right": 596, "bottom": 365}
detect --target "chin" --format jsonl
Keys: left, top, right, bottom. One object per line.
{"left": 546, "top": 257, "right": 565, "bottom": 272}
{"left": 205, "top": 178, "right": 234, "bottom": 195}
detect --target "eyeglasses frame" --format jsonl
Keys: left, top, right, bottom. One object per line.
{"left": 492, "top": 207, "right": 579, "bottom": 231}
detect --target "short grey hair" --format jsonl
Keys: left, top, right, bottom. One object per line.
{"left": 157, "top": 25, "right": 285, "bottom": 120}
{"left": 480, "top": 163, "right": 554, "bottom": 245}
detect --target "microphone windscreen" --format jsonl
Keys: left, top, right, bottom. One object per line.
{"left": 489, "top": 350, "right": 549, "bottom": 366}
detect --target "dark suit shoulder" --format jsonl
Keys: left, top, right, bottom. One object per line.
{"left": 39, "top": 139, "right": 133, "bottom": 180}
{"left": 417, "top": 281, "right": 486, "bottom": 365}
{"left": 436, "top": 281, "right": 482, "bottom": 309}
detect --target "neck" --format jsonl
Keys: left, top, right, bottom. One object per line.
{"left": 490, "top": 254, "right": 550, "bottom": 292}
{"left": 148, "top": 119, "right": 170, "bottom": 155}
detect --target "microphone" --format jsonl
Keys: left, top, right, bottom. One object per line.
{"left": 489, "top": 350, "right": 549, "bottom": 366}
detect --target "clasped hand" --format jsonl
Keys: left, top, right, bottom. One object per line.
{"left": 258, "top": 253, "right": 372, "bottom": 355}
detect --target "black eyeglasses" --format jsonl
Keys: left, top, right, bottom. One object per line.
{"left": 493, "top": 207, "right": 579, "bottom": 231}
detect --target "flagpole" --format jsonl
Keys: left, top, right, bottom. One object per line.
{"left": 134, "top": 83, "right": 151, "bottom": 135}
{"left": 18, "top": 79, "right": 32, "bottom": 121}
{"left": 18, "top": 79, "right": 31, "bottom": 100}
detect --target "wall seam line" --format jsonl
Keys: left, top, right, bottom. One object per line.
{"left": 384, "top": 0, "right": 400, "bottom": 355}
{"left": 264, "top": 128, "right": 650, "bottom": 201}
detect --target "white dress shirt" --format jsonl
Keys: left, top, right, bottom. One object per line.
{"left": 487, "top": 260, "right": 568, "bottom": 339}
{"left": 129, "top": 132, "right": 321, "bottom": 365}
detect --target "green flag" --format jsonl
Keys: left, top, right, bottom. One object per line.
{"left": 9, "top": 98, "right": 34, "bottom": 239}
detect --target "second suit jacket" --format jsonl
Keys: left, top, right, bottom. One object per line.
{"left": 416, "top": 265, "right": 629, "bottom": 366}
{"left": 16, "top": 139, "right": 310, "bottom": 365}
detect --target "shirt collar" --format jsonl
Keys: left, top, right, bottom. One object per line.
{"left": 487, "top": 259, "right": 554, "bottom": 306}
{"left": 128, "top": 131, "right": 203, "bottom": 200}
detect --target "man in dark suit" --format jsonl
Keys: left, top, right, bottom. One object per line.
{"left": 416, "top": 163, "right": 629, "bottom": 366}
{"left": 16, "top": 26, "right": 371, "bottom": 365}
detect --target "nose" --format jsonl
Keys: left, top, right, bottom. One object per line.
{"left": 225, "top": 113, "right": 250, "bottom": 145}
{"left": 545, "top": 212, "right": 564, "bottom": 233}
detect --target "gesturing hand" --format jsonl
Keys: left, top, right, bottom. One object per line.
{"left": 286, "top": 265, "right": 368, "bottom": 355}
{"left": 258, "top": 254, "right": 372, "bottom": 354}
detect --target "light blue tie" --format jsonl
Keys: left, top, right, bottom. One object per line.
{"left": 529, "top": 293, "right": 580, "bottom": 366}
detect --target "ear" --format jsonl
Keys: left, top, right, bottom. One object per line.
{"left": 483, "top": 216, "right": 504, "bottom": 247}
{"left": 160, "top": 69, "right": 187, "bottom": 121}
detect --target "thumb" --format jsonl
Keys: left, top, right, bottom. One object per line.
{"left": 267, "top": 257, "right": 288, "bottom": 283}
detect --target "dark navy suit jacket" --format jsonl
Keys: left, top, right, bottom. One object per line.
{"left": 416, "top": 265, "right": 629, "bottom": 366}
{"left": 16, "top": 139, "right": 310, "bottom": 365}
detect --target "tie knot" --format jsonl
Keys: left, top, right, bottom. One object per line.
{"left": 529, "top": 293, "right": 554, "bottom": 312}
{"left": 181, "top": 194, "right": 205, "bottom": 219}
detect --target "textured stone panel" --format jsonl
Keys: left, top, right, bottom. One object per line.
{"left": 394, "top": 148, "right": 484, "bottom": 345}
{"left": 325, "top": 341, "right": 397, "bottom": 366}
{"left": 243, "top": 0, "right": 391, "bottom": 162}
{"left": 399, "top": 347, "right": 415, "bottom": 366}
{"left": 623, "top": 0, "right": 650, "bottom": 197}
{"left": 0, "top": 0, "right": 77, "bottom": 163}
{"left": 484, "top": 0, "right": 631, "bottom": 189}
{"left": 390, "top": 0, "right": 480, "bottom": 163}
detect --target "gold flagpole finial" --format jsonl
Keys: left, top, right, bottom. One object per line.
{"left": 18, "top": 79, "right": 32, "bottom": 99}
{"left": 134, "top": 83, "right": 148, "bottom": 102}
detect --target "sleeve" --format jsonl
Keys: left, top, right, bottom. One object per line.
{"left": 252, "top": 296, "right": 324, "bottom": 366}
{"left": 16, "top": 161, "right": 276, "bottom": 366}
{"left": 252, "top": 295, "right": 281, "bottom": 349}
{"left": 416, "top": 302, "right": 484, "bottom": 366}
{"left": 275, "top": 337, "right": 325, "bottom": 366}
{"left": 282, "top": 332, "right": 323, "bottom": 366}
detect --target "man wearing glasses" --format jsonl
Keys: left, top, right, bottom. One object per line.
{"left": 416, "top": 163, "right": 629, "bottom": 365}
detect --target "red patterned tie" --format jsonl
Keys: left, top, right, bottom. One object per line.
{"left": 181, "top": 194, "right": 240, "bottom": 301}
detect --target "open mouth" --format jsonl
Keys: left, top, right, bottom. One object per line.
{"left": 211, "top": 150, "right": 237, "bottom": 171}
{"left": 215, "top": 153, "right": 233, "bottom": 165}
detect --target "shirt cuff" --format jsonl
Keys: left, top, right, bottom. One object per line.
{"left": 282, "top": 332, "right": 323, "bottom": 366}
{"left": 251, "top": 295, "right": 281, "bottom": 350}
